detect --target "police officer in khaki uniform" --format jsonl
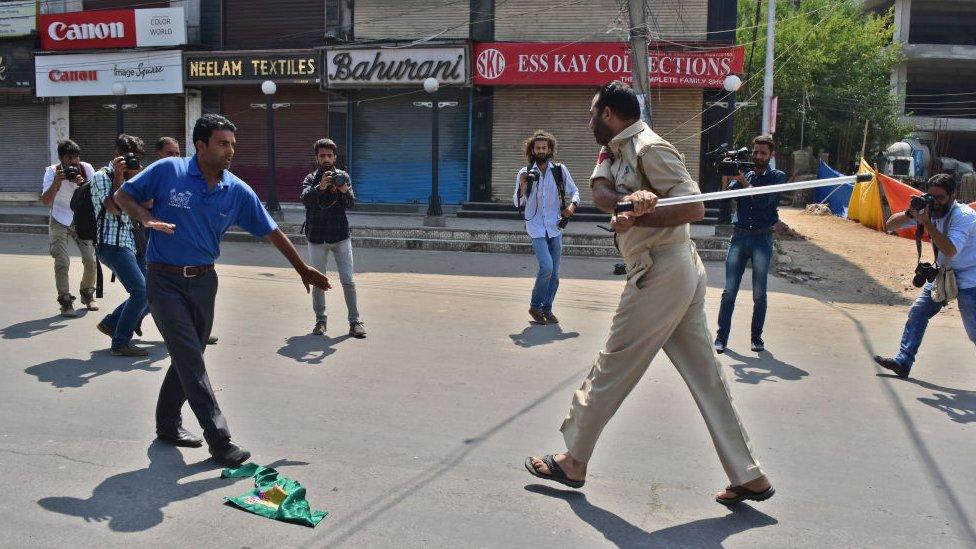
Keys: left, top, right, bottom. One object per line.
{"left": 525, "top": 81, "right": 774, "bottom": 505}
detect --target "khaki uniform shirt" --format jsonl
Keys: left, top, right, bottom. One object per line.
{"left": 590, "top": 120, "right": 700, "bottom": 260}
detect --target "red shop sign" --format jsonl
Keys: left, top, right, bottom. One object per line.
{"left": 473, "top": 42, "right": 744, "bottom": 88}
{"left": 40, "top": 10, "right": 136, "bottom": 51}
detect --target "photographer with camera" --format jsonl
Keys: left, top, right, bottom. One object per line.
{"left": 714, "top": 135, "right": 786, "bottom": 354}
{"left": 41, "top": 139, "right": 98, "bottom": 317}
{"left": 513, "top": 130, "right": 580, "bottom": 325}
{"left": 300, "top": 138, "right": 365, "bottom": 339}
{"left": 874, "top": 174, "right": 976, "bottom": 378}
{"left": 90, "top": 134, "right": 151, "bottom": 356}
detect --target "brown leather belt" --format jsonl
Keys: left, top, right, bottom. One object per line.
{"left": 147, "top": 262, "right": 215, "bottom": 278}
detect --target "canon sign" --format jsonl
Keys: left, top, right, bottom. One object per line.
{"left": 48, "top": 69, "right": 98, "bottom": 82}
{"left": 39, "top": 8, "right": 185, "bottom": 51}
{"left": 48, "top": 21, "right": 125, "bottom": 42}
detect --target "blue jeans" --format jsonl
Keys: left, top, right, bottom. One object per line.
{"left": 530, "top": 234, "right": 562, "bottom": 311}
{"left": 895, "top": 284, "right": 976, "bottom": 369}
{"left": 97, "top": 244, "right": 148, "bottom": 350}
{"left": 716, "top": 233, "right": 774, "bottom": 343}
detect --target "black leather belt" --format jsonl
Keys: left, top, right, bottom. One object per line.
{"left": 147, "top": 262, "right": 215, "bottom": 278}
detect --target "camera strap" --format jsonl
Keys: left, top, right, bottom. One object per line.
{"left": 552, "top": 163, "right": 567, "bottom": 211}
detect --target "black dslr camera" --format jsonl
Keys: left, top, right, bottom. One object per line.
{"left": 123, "top": 152, "right": 140, "bottom": 170}
{"left": 61, "top": 163, "right": 81, "bottom": 181}
{"left": 913, "top": 262, "right": 939, "bottom": 288}
{"left": 909, "top": 194, "right": 936, "bottom": 213}
{"left": 524, "top": 168, "right": 542, "bottom": 196}
{"left": 708, "top": 143, "right": 755, "bottom": 177}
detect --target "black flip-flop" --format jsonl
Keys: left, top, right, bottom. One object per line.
{"left": 524, "top": 455, "right": 585, "bottom": 489}
{"left": 715, "top": 484, "right": 775, "bottom": 506}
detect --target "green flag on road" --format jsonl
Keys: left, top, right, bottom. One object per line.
{"left": 222, "top": 463, "right": 328, "bottom": 527}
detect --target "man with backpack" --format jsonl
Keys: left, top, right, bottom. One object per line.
{"left": 41, "top": 139, "right": 98, "bottom": 318}
{"left": 513, "top": 130, "right": 579, "bottom": 325}
{"left": 90, "top": 134, "right": 150, "bottom": 357}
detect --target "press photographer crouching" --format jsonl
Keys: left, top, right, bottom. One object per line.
{"left": 874, "top": 174, "right": 976, "bottom": 378}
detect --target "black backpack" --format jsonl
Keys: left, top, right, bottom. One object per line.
{"left": 69, "top": 180, "right": 98, "bottom": 241}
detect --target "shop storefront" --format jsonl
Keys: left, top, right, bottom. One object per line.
{"left": 1, "top": 37, "right": 49, "bottom": 193}
{"left": 473, "top": 42, "right": 744, "bottom": 204}
{"left": 184, "top": 50, "right": 325, "bottom": 202}
{"left": 322, "top": 45, "right": 470, "bottom": 204}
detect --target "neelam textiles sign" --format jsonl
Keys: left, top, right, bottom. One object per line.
{"left": 38, "top": 7, "right": 186, "bottom": 51}
{"left": 34, "top": 50, "right": 184, "bottom": 97}
{"left": 323, "top": 46, "right": 467, "bottom": 88}
{"left": 185, "top": 51, "right": 318, "bottom": 85}
{"left": 473, "top": 43, "right": 744, "bottom": 88}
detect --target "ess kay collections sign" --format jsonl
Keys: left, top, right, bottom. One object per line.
{"left": 39, "top": 8, "right": 187, "bottom": 51}
{"left": 473, "top": 43, "right": 744, "bottom": 88}
{"left": 34, "top": 50, "right": 184, "bottom": 97}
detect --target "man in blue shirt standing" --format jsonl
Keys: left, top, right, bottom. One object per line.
{"left": 715, "top": 135, "right": 785, "bottom": 354}
{"left": 115, "top": 114, "right": 331, "bottom": 467}
{"left": 513, "top": 130, "right": 580, "bottom": 325}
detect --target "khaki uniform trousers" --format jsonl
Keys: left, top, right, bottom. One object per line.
{"left": 560, "top": 241, "right": 764, "bottom": 486}
{"left": 48, "top": 217, "right": 97, "bottom": 298}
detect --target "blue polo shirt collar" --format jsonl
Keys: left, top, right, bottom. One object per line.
{"left": 187, "top": 155, "right": 232, "bottom": 191}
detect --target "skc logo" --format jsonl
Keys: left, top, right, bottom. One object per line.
{"left": 475, "top": 48, "right": 506, "bottom": 80}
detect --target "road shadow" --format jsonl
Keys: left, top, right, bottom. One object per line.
{"left": 524, "top": 484, "right": 777, "bottom": 547}
{"left": 25, "top": 348, "right": 165, "bottom": 389}
{"left": 723, "top": 349, "right": 809, "bottom": 384}
{"left": 1, "top": 314, "right": 72, "bottom": 339}
{"left": 37, "top": 441, "right": 306, "bottom": 533}
{"left": 877, "top": 374, "right": 976, "bottom": 424}
{"left": 277, "top": 334, "right": 352, "bottom": 365}
{"left": 509, "top": 324, "right": 580, "bottom": 348}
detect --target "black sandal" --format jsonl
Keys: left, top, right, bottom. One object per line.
{"left": 715, "top": 484, "right": 775, "bottom": 506}
{"left": 524, "top": 454, "right": 585, "bottom": 489}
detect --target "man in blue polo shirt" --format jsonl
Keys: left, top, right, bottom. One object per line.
{"left": 115, "top": 114, "right": 331, "bottom": 467}
{"left": 715, "top": 135, "right": 785, "bottom": 354}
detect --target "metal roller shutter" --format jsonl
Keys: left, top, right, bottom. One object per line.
{"left": 220, "top": 86, "right": 329, "bottom": 202}
{"left": 490, "top": 87, "right": 702, "bottom": 205}
{"left": 69, "top": 95, "right": 186, "bottom": 171}
{"left": 350, "top": 88, "right": 469, "bottom": 204}
{"left": 0, "top": 100, "right": 50, "bottom": 193}
{"left": 355, "top": 0, "right": 469, "bottom": 40}
{"left": 223, "top": 0, "right": 325, "bottom": 49}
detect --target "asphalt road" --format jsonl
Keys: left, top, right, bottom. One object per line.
{"left": 0, "top": 233, "right": 973, "bottom": 548}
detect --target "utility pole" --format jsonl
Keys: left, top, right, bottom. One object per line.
{"left": 761, "top": 0, "right": 775, "bottom": 136}
{"left": 628, "top": 0, "right": 651, "bottom": 124}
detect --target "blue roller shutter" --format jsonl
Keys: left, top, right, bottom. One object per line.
{"left": 350, "top": 88, "right": 469, "bottom": 204}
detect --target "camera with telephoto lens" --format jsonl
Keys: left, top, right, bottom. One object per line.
{"left": 62, "top": 163, "right": 81, "bottom": 181}
{"left": 913, "top": 262, "right": 939, "bottom": 288}
{"left": 124, "top": 152, "right": 140, "bottom": 170}
{"left": 708, "top": 143, "right": 755, "bottom": 177}
{"left": 910, "top": 193, "right": 936, "bottom": 213}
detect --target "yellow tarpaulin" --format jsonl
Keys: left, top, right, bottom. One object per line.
{"left": 847, "top": 160, "right": 885, "bottom": 232}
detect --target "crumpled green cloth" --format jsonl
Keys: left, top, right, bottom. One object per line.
{"left": 222, "top": 463, "right": 328, "bottom": 527}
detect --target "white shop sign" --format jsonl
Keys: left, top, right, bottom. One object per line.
{"left": 35, "top": 50, "right": 184, "bottom": 97}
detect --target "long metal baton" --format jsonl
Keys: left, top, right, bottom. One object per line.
{"left": 614, "top": 173, "right": 872, "bottom": 212}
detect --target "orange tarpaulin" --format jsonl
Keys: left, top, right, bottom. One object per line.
{"left": 876, "top": 171, "right": 976, "bottom": 240}
{"left": 847, "top": 160, "right": 886, "bottom": 232}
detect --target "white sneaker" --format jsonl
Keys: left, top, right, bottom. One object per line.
{"left": 714, "top": 340, "right": 726, "bottom": 354}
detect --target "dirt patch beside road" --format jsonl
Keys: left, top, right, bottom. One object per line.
{"left": 773, "top": 207, "right": 928, "bottom": 307}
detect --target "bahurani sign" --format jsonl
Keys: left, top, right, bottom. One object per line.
{"left": 473, "top": 42, "right": 744, "bottom": 88}
{"left": 323, "top": 46, "right": 467, "bottom": 88}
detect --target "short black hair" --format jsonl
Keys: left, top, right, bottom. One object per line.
{"left": 115, "top": 133, "right": 145, "bottom": 156}
{"left": 192, "top": 114, "right": 237, "bottom": 147}
{"left": 57, "top": 139, "right": 81, "bottom": 158}
{"left": 313, "top": 138, "right": 338, "bottom": 155}
{"left": 155, "top": 136, "right": 179, "bottom": 152}
{"left": 926, "top": 173, "right": 957, "bottom": 195}
{"left": 594, "top": 80, "right": 641, "bottom": 121}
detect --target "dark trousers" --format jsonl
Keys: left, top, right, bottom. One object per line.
{"left": 148, "top": 269, "right": 231, "bottom": 448}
